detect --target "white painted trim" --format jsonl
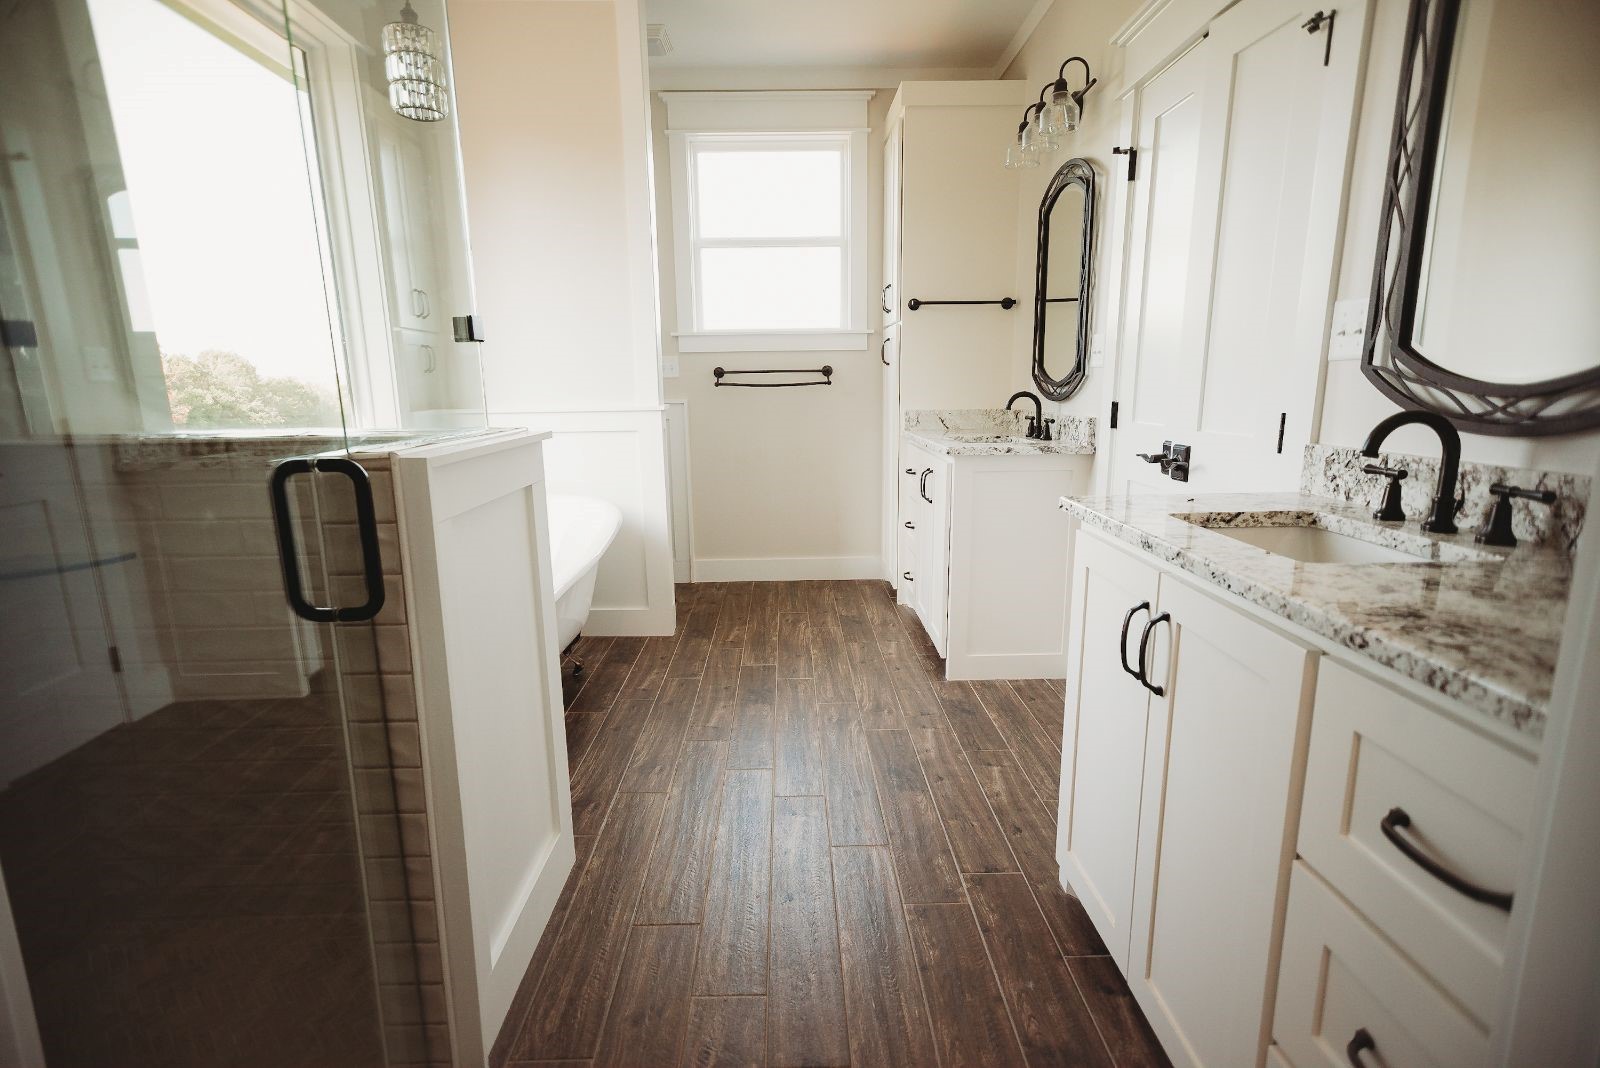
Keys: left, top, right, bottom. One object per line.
{"left": 692, "top": 555, "right": 882, "bottom": 582}
{"left": 659, "top": 90, "right": 874, "bottom": 131}
{"left": 1112, "top": 0, "right": 1234, "bottom": 90}
{"left": 663, "top": 401, "right": 693, "bottom": 584}
{"left": 674, "top": 331, "right": 868, "bottom": 353}
{"left": 1494, "top": 459, "right": 1600, "bottom": 1065}
{"left": 990, "top": 0, "right": 1059, "bottom": 78}
{"left": 650, "top": 66, "right": 990, "bottom": 92}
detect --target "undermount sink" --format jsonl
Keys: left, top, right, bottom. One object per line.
{"left": 1207, "top": 524, "right": 1423, "bottom": 564}
{"left": 1174, "top": 510, "right": 1499, "bottom": 565}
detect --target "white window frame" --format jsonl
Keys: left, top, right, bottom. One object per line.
{"left": 663, "top": 91, "right": 872, "bottom": 353}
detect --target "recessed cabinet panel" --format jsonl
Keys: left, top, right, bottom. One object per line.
{"left": 1128, "top": 574, "right": 1316, "bottom": 1068}
{"left": 1275, "top": 863, "right": 1489, "bottom": 1068}
{"left": 1058, "top": 530, "right": 1160, "bottom": 970}
{"left": 1299, "top": 660, "right": 1534, "bottom": 1024}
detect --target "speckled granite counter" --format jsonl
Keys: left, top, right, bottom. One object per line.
{"left": 904, "top": 408, "right": 1095, "bottom": 457}
{"left": 1060, "top": 491, "right": 1573, "bottom": 740}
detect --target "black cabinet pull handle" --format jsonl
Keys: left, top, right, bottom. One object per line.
{"left": 1346, "top": 1028, "right": 1375, "bottom": 1066}
{"left": 882, "top": 284, "right": 893, "bottom": 314}
{"left": 270, "top": 457, "right": 386, "bottom": 624}
{"left": 904, "top": 521, "right": 915, "bottom": 530}
{"left": 919, "top": 468, "right": 933, "bottom": 503}
{"left": 881, "top": 337, "right": 891, "bottom": 365}
{"left": 1120, "top": 602, "right": 1151, "bottom": 681}
{"left": 902, "top": 571, "right": 914, "bottom": 582}
{"left": 1137, "top": 612, "right": 1171, "bottom": 696}
{"left": 905, "top": 467, "right": 917, "bottom": 475}
{"left": 1379, "top": 807, "right": 1514, "bottom": 911}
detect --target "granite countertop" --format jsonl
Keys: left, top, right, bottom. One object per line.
{"left": 904, "top": 408, "right": 1096, "bottom": 457}
{"left": 1060, "top": 491, "right": 1573, "bottom": 741}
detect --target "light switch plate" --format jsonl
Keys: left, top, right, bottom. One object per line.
{"left": 1328, "top": 298, "right": 1368, "bottom": 362}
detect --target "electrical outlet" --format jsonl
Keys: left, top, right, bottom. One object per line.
{"left": 1328, "top": 298, "right": 1368, "bottom": 362}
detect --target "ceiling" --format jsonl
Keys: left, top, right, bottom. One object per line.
{"left": 644, "top": 0, "right": 1047, "bottom": 80}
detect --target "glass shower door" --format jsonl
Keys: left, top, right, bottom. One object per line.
{"left": 0, "top": 0, "right": 483, "bottom": 1063}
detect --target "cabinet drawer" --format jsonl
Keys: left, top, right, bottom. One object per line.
{"left": 1275, "top": 863, "right": 1487, "bottom": 1068}
{"left": 1299, "top": 660, "right": 1534, "bottom": 1024}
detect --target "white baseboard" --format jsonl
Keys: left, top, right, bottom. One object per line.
{"left": 583, "top": 603, "right": 677, "bottom": 637}
{"left": 692, "top": 555, "right": 883, "bottom": 582}
{"left": 945, "top": 650, "right": 1069, "bottom": 681}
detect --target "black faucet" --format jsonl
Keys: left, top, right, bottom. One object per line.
{"left": 1359, "top": 410, "right": 1463, "bottom": 534}
{"left": 1007, "top": 391, "right": 1043, "bottom": 438}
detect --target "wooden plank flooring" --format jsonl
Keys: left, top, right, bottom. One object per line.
{"left": 497, "top": 580, "right": 1168, "bottom": 1068}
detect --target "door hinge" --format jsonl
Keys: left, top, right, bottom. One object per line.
{"left": 1109, "top": 400, "right": 1120, "bottom": 429}
{"left": 107, "top": 645, "right": 123, "bottom": 673}
{"left": 1303, "top": 9, "right": 1336, "bottom": 66}
{"left": 1111, "top": 146, "right": 1138, "bottom": 181}
{"left": 1276, "top": 412, "right": 1287, "bottom": 454}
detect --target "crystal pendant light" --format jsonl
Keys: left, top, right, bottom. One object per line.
{"left": 383, "top": 2, "right": 450, "bottom": 122}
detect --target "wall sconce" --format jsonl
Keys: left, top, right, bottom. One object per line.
{"left": 1004, "top": 56, "right": 1096, "bottom": 169}
{"left": 383, "top": 2, "right": 450, "bottom": 122}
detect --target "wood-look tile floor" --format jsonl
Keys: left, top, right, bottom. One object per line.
{"left": 495, "top": 580, "right": 1169, "bottom": 1068}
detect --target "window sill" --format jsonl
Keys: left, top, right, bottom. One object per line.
{"left": 673, "top": 330, "right": 868, "bottom": 354}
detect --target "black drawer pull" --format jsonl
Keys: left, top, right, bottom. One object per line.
{"left": 881, "top": 337, "right": 891, "bottom": 365}
{"left": 1137, "top": 612, "right": 1171, "bottom": 696}
{"left": 882, "top": 284, "right": 893, "bottom": 314}
{"left": 1346, "top": 1028, "right": 1375, "bottom": 1066}
{"left": 904, "top": 521, "right": 915, "bottom": 530}
{"left": 902, "top": 571, "right": 914, "bottom": 582}
{"left": 1380, "top": 807, "right": 1514, "bottom": 912}
{"left": 1120, "top": 602, "right": 1151, "bottom": 681}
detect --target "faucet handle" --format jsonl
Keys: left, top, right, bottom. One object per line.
{"left": 1025, "top": 415, "right": 1038, "bottom": 438}
{"left": 1475, "top": 483, "right": 1557, "bottom": 548}
{"left": 1041, "top": 418, "right": 1055, "bottom": 442}
{"left": 1362, "top": 463, "right": 1408, "bottom": 523}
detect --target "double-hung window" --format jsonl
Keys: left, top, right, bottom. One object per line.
{"left": 664, "top": 92, "right": 871, "bottom": 352}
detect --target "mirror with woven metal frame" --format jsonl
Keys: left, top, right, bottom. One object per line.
{"left": 1032, "top": 158, "right": 1095, "bottom": 401}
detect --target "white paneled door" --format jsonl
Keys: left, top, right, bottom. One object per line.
{"left": 1110, "top": 0, "right": 1369, "bottom": 495}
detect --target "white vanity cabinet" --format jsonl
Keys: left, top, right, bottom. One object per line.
{"left": 1060, "top": 528, "right": 1315, "bottom": 1066}
{"left": 899, "top": 443, "right": 1089, "bottom": 677}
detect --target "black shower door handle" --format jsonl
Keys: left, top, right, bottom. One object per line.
{"left": 269, "top": 457, "right": 386, "bottom": 623}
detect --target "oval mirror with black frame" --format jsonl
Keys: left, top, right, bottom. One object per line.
{"left": 1032, "top": 158, "right": 1095, "bottom": 401}
{"left": 1363, "top": 0, "right": 1600, "bottom": 435}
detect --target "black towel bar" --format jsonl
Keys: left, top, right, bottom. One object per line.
{"left": 713, "top": 365, "right": 833, "bottom": 388}
{"left": 906, "top": 298, "right": 1017, "bottom": 310}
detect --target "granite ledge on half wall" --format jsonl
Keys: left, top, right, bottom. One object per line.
{"left": 1058, "top": 489, "right": 1573, "bottom": 745}
{"left": 903, "top": 408, "right": 1095, "bottom": 457}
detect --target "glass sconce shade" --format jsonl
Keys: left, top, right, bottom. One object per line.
{"left": 1031, "top": 110, "right": 1060, "bottom": 152}
{"left": 1041, "top": 86, "right": 1080, "bottom": 135}
{"left": 383, "top": 3, "right": 449, "bottom": 122}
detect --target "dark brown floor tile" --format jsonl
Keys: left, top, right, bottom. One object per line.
{"left": 742, "top": 583, "right": 779, "bottom": 667}
{"left": 774, "top": 679, "right": 827, "bottom": 796}
{"left": 821, "top": 705, "right": 888, "bottom": 847}
{"left": 621, "top": 676, "right": 702, "bottom": 793}
{"left": 494, "top": 836, "right": 597, "bottom": 1063}
{"left": 845, "top": 642, "right": 904, "bottom": 728}
{"left": 809, "top": 611, "right": 856, "bottom": 704}
{"left": 1010, "top": 677, "right": 1066, "bottom": 747}
{"left": 592, "top": 923, "right": 698, "bottom": 1068}
{"left": 830, "top": 581, "right": 877, "bottom": 645}
{"left": 970, "top": 681, "right": 1062, "bottom": 804}
{"left": 968, "top": 873, "right": 1113, "bottom": 1067}
{"left": 830, "top": 845, "right": 938, "bottom": 1068}
{"left": 563, "top": 710, "right": 606, "bottom": 772}
{"left": 688, "top": 646, "right": 743, "bottom": 742}
{"left": 768, "top": 796, "right": 849, "bottom": 1068}
{"left": 879, "top": 646, "right": 948, "bottom": 731}
{"left": 1070, "top": 956, "right": 1172, "bottom": 1067}
{"left": 905, "top": 901, "right": 1028, "bottom": 1068}
{"left": 685, "top": 996, "right": 766, "bottom": 1068}
{"left": 669, "top": 599, "right": 724, "bottom": 678}
{"left": 863, "top": 729, "right": 963, "bottom": 903}
{"left": 621, "top": 635, "right": 683, "bottom": 702}
{"left": 695, "top": 770, "right": 772, "bottom": 995}
{"left": 727, "top": 665, "right": 775, "bottom": 771}
{"left": 968, "top": 750, "right": 1105, "bottom": 957}
{"left": 910, "top": 728, "right": 1017, "bottom": 875}
{"left": 511, "top": 792, "right": 666, "bottom": 1061}
{"left": 568, "top": 636, "right": 647, "bottom": 714}
{"left": 935, "top": 678, "right": 1009, "bottom": 751}
{"left": 711, "top": 581, "right": 753, "bottom": 647}
{"left": 635, "top": 740, "right": 727, "bottom": 924}
{"left": 776, "top": 613, "right": 815, "bottom": 680}
{"left": 569, "top": 700, "right": 654, "bottom": 836}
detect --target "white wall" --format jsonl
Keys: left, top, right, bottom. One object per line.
{"left": 1002, "top": 0, "right": 1597, "bottom": 482}
{"left": 652, "top": 91, "right": 890, "bottom": 580}
{"left": 452, "top": 0, "right": 676, "bottom": 633}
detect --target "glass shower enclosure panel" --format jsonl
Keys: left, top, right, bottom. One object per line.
{"left": 0, "top": 0, "right": 487, "bottom": 1063}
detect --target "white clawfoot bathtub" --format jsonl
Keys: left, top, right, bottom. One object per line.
{"left": 546, "top": 494, "right": 622, "bottom": 652}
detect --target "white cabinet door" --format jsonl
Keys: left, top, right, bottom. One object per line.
{"left": 1110, "top": 0, "right": 1369, "bottom": 494}
{"left": 882, "top": 322, "right": 902, "bottom": 588}
{"left": 1057, "top": 529, "right": 1160, "bottom": 969}
{"left": 1128, "top": 574, "right": 1316, "bottom": 1068}
{"left": 881, "top": 122, "right": 902, "bottom": 327}
{"left": 917, "top": 456, "right": 949, "bottom": 657}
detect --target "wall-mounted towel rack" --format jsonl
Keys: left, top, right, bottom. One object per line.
{"left": 907, "top": 298, "right": 1017, "bottom": 311}
{"left": 713, "top": 365, "right": 833, "bottom": 388}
